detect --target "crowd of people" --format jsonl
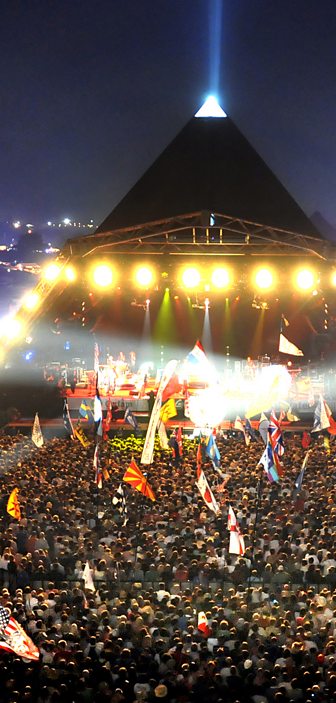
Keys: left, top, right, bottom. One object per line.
{"left": 0, "top": 427, "right": 335, "bottom": 702}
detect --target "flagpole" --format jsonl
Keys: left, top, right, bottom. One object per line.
{"left": 246, "top": 461, "right": 264, "bottom": 612}
{"left": 133, "top": 469, "right": 150, "bottom": 568}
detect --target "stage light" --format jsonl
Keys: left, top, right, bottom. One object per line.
{"left": 331, "top": 271, "right": 336, "bottom": 287}
{"left": 134, "top": 266, "right": 154, "bottom": 288}
{"left": 181, "top": 267, "right": 201, "bottom": 289}
{"left": 22, "top": 291, "right": 40, "bottom": 311}
{"left": 43, "top": 262, "right": 61, "bottom": 282}
{"left": 254, "top": 268, "right": 274, "bottom": 290}
{"left": 65, "top": 265, "right": 76, "bottom": 282}
{"left": 92, "top": 264, "right": 113, "bottom": 288}
{"left": 0, "top": 317, "right": 23, "bottom": 341}
{"left": 296, "top": 268, "right": 315, "bottom": 291}
{"left": 211, "top": 267, "right": 231, "bottom": 289}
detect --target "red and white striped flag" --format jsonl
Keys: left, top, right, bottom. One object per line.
{"left": 0, "top": 606, "right": 39, "bottom": 661}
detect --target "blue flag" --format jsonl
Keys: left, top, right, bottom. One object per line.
{"left": 205, "top": 434, "right": 221, "bottom": 468}
{"left": 79, "top": 400, "right": 93, "bottom": 421}
{"left": 259, "top": 442, "right": 279, "bottom": 483}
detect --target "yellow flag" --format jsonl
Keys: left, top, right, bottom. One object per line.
{"left": 159, "top": 398, "right": 177, "bottom": 424}
{"left": 7, "top": 488, "right": 21, "bottom": 520}
{"left": 324, "top": 436, "right": 331, "bottom": 455}
{"left": 74, "top": 424, "right": 90, "bottom": 448}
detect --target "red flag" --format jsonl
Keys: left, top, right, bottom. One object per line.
{"left": 123, "top": 460, "right": 156, "bottom": 501}
{"left": 302, "top": 431, "right": 311, "bottom": 449}
{"left": 161, "top": 374, "right": 182, "bottom": 404}
{"left": 198, "top": 611, "right": 211, "bottom": 637}
{"left": 103, "top": 397, "right": 112, "bottom": 440}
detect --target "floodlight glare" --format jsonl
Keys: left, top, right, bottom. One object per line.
{"left": 23, "top": 291, "right": 40, "bottom": 311}
{"left": 255, "top": 268, "right": 274, "bottom": 290}
{"left": 296, "top": 269, "right": 315, "bottom": 291}
{"left": 135, "top": 266, "right": 154, "bottom": 287}
{"left": 65, "top": 265, "right": 77, "bottom": 282}
{"left": 331, "top": 271, "right": 336, "bottom": 287}
{"left": 93, "top": 264, "right": 113, "bottom": 288}
{"left": 181, "top": 267, "right": 201, "bottom": 289}
{"left": 1, "top": 318, "right": 22, "bottom": 341}
{"left": 211, "top": 267, "right": 231, "bottom": 289}
{"left": 43, "top": 262, "right": 61, "bottom": 282}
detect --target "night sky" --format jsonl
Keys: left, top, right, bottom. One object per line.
{"left": 2, "top": 0, "right": 336, "bottom": 229}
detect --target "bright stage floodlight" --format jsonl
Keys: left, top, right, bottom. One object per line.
{"left": 22, "top": 291, "right": 40, "bottom": 311}
{"left": 65, "top": 265, "right": 77, "bottom": 282}
{"left": 134, "top": 266, "right": 154, "bottom": 288}
{"left": 254, "top": 267, "right": 274, "bottom": 290}
{"left": 211, "top": 267, "right": 231, "bottom": 289}
{"left": 43, "top": 262, "right": 61, "bottom": 282}
{"left": 295, "top": 268, "right": 315, "bottom": 291}
{"left": 331, "top": 271, "right": 336, "bottom": 287}
{"left": 92, "top": 264, "right": 114, "bottom": 288}
{"left": 181, "top": 267, "right": 201, "bottom": 289}
{"left": 0, "top": 317, "right": 23, "bottom": 341}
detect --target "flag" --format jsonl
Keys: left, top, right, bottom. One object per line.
{"left": 83, "top": 561, "right": 95, "bottom": 592}
{"left": 79, "top": 400, "right": 93, "bottom": 421}
{"left": 123, "top": 460, "right": 156, "bottom": 501}
{"left": 32, "top": 413, "right": 43, "bottom": 448}
{"left": 245, "top": 417, "right": 256, "bottom": 441}
{"left": 187, "top": 339, "right": 208, "bottom": 365}
{"left": 94, "top": 340, "right": 100, "bottom": 374}
{"left": 157, "top": 420, "right": 169, "bottom": 449}
{"left": 112, "top": 483, "right": 128, "bottom": 525}
{"left": 302, "top": 430, "right": 311, "bottom": 449}
{"left": 168, "top": 431, "right": 181, "bottom": 461}
{"left": 279, "top": 315, "right": 303, "bottom": 356}
{"left": 324, "top": 435, "right": 331, "bottom": 454}
{"left": 205, "top": 433, "right": 221, "bottom": 467}
{"left": 324, "top": 400, "right": 336, "bottom": 435}
{"left": 259, "top": 442, "right": 279, "bottom": 483}
{"left": 141, "top": 359, "right": 178, "bottom": 465}
{"left": 103, "top": 397, "right": 112, "bottom": 440}
{"left": 312, "top": 395, "right": 330, "bottom": 433}
{"left": 258, "top": 412, "right": 269, "bottom": 445}
{"left": 184, "top": 382, "right": 190, "bottom": 419}
{"left": 268, "top": 411, "right": 285, "bottom": 460}
{"left": 198, "top": 611, "right": 211, "bottom": 637}
{"left": 161, "top": 374, "right": 182, "bottom": 405}
{"left": 63, "top": 399, "right": 74, "bottom": 439}
{"left": 0, "top": 606, "right": 39, "bottom": 660}
{"left": 159, "top": 398, "right": 177, "bottom": 424}
{"left": 295, "top": 450, "right": 311, "bottom": 491}
{"left": 196, "top": 465, "right": 220, "bottom": 514}
{"left": 74, "top": 423, "right": 90, "bottom": 448}
{"left": 7, "top": 488, "right": 21, "bottom": 521}
{"left": 176, "top": 426, "right": 183, "bottom": 457}
{"left": 227, "top": 505, "right": 245, "bottom": 555}
{"left": 234, "top": 416, "right": 250, "bottom": 446}
{"left": 93, "top": 443, "right": 103, "bottom": 489}
{"left": 279, "top": 333, "right": 304, "bottom": 356}
{"left": 124, "top": 407, "right": 139, "bottom": 431}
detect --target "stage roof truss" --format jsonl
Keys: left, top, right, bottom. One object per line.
{"left": 64, "top": 212, "right": 333, "bottom": 261}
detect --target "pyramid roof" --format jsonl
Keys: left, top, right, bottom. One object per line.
{"left": 96, "top": 111, "right": 320, "bottom": 238}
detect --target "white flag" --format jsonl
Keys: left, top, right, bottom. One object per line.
{"left": 32, "top": 413, "right": 43, "bottom": 448}
{"left": 279, "top": 333, "right": 303, "bottom": 356}
{"left": 83, "top": 561, "right": 95, "bottom": 592}
{"left": 141, "top": 359, "right": 178, "bottom": 464}
{"left": 157, "top": 420, "right": 169, "bottom": 449}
